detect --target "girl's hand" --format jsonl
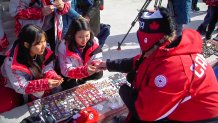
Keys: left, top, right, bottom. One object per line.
{"left": 42, "top": 5, "right": 55, "bottom": 16}
{"left": 79, "top": 15, "right": 89, "bottom": 22}
{"left": 84, "top": 16, "right": 90, "bottom": 22}
{"left": 48, "top": 79, "right": 62, "bottom": 89}
{"left": 91, "top": 60, "right": 104, "bottom": 72}
{"left": 55, "top": 75, "right": 64, "bottom": 82}
{"left": 95, "top": 61, "right": 107, "bottom": 70}
{"left": 87, "top": 65, "right": 97, "bottom": 75}
{"left": 54, "top": 0, "right": 64, "bottom": 11}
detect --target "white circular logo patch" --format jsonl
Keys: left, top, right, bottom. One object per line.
{"left": 144, "top": 37, "right": 148, "bottom": 43}
{"left": 154, "top": 75, "right": 167, "bottom": 88}
{"left": 89, "top": 113, "right": 94, "bottom": 119}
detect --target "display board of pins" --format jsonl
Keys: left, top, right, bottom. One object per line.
{"left": 27, "top": 90, "right": 85, "bottom": 121}
{"left": 107, "top": 73, "right": 129, "bottom": 89}
{"left": 28, "top": 83, "right": 106, "bottom": 121}
{"left": 73, "top": 83, "right": 107, "bottom": 107}
{"left": 92, "top": 73, "right": 129, "bottom": 99}
{"left": 27, "top": 73, "right": 128, "bottom": 121}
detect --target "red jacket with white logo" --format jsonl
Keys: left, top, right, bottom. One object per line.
{"left": 127, "top": 29, "right": 218, "bottom": 122}
{"left": 105, "top": 29, "right": 218, "bottom": 122}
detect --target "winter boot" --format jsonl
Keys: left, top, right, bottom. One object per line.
{"left": 197, "top": 24, "right": 206, "bottom": 35}
{"left": 192, "top": 4, "right": 200, "bottom": 11}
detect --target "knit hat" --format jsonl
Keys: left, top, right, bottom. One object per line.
{"left": 76, "top": 107, "right": 99, "bottom": 123}
{"left": 137, "top": 7, "right": 174, "bottom": 52}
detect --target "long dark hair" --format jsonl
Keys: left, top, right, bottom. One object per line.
{"left": 64, "top": 18, "right": 95, "bottom": 52}
{"left": 29, "top": 0, "right": 41, "bottom": 7}
{"left": 12, "top": 24, "right": 47, "bottom": 79}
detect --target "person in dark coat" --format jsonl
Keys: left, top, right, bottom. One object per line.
{"left": 168, "top": 0, "right": 192, "bottom": 36}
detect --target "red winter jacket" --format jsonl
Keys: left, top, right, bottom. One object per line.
{"left": 127, "top": 29, "right": 218, "bottom": 122}
{"left": 1, "top": 45, "right": 59, "bottom": 98}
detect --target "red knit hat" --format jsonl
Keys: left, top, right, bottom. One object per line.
{"left": 76, "top": 107, "right": 99, "bottom": 123}
{"left": 137, "top": 7, "right": 174, "bottom": 52}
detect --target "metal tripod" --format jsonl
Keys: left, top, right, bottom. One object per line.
{"left": 117, "top": 0, "right": 162, "bottom": 50}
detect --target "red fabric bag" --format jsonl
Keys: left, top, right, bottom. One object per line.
{"left": 0, "top": 86, "right": 22, "bottom": 113}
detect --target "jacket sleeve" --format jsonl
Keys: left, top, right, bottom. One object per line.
{"left": 58, "top": 51, "right": 89, "bottom": 79}
{"left": 66, "top": 0, "right": 81, "bottom": 19}
{"left": 25, "top": 79, "right": 50, "bottom": 94}
{"left": 66, "top": 6, "right": 81, "bottom": 19}
{"left": 9, "top": 0, "right": 42, "bottom": 18}
{"left": 3, "top": 57, "right": 50, "bottom": 95}
{"left": 15, "top": 7, "right": 42, "bottom": 20}
{"left": 44, "top": 70, "right": 61, "bottom": 79}
{"left": 5, "top": 67, "right": 50, "bottom": 95}
{"left": 106, "top": 58, "right": 134, "bottom": 73}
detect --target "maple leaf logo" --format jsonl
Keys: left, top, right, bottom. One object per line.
{"left": 149, "top": 21, "right": 160, "bottom": 30}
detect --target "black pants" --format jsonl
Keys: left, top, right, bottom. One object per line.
{"left": 0, "top": 55, "right": 5, "bottom": 66}
{"left": 61, "top": 71, "right": 103, "bottom": 90}
{"left": 45, "top": 27, "right": 55, "bottom": 52}
{"left": 206, "top": 6, "right": 218, "bottom": 38}
{"left": 192, "top": 0, "right": 198, "bottom": 6}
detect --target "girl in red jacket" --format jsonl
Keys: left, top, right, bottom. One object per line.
{"left": 0, "top": 24, "right": 63, "bottom": 113}
{"left": 58, "top": 18, "right": 103, "bottom": 90}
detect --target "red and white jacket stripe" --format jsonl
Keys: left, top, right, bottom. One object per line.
{"left": 58, "top": 38, "right": 102, "bottom": 79}
{"left": 1, "top": 45, "right": 59, "bottom": 98}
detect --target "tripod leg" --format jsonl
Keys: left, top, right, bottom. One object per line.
{"left": 117, "top": 0, "right": 152, "bottom": 50}
{"left": 159, "top": 0, "right": 162, "bottom": 7}
{"left": 154, "top": 0, "right": 163, "bottom": 8}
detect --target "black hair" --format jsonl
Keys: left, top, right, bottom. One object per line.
{"left": 13, "top": 24, "right": 47, "bottom": 79}
{"left": 64, "top": 18, "right": 95, "bottom": 52}
{"left": 29, "top": 0, "right": 41, "bottom": 7}
{"left": 158, "top": 6, "right": 175, "bottom": 37}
